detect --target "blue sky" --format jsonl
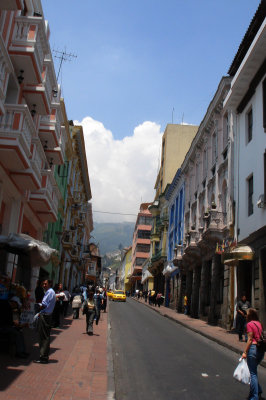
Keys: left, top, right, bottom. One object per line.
{"left": 41, "top": 0, "right": 260, "bottom": 222}
{"left": 42, "top": 0, "right": 259, "bottom": 139}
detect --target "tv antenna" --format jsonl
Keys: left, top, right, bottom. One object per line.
{"left": 53, "top": 48, "right": 77, "bottom": 81}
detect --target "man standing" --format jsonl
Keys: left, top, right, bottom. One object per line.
{"left": 34, "top": 279, "right": 56, "bottom": 364}
{"left": 236, "top": 293, "right": 251, "bottom": 342}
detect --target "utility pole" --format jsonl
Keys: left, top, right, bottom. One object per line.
{"left": 53, "top": 48, "right": 77, "bottom": 81}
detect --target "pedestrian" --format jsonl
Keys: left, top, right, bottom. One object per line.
{"left": 94, "top": 289, "right": 103, "bottom": 325}
{"left": 144, "top": 290, "right": 148, "bottom": 302}
{"left": 241, "top": 308, "right": 265, "bottom": 400}
{"left": 82, "top": 290, "right": 97, "bottom": 335}
{"left": 236, "top": 293, "right": 251, "bottom": 342}
{"left": 34, "top": 280, "right": 44, "bottom": 313}
{"left": 0, "top": 297, "right": 29, "bottom": 358}
{"left": 34, "top": 279, "right": 56, "bottom": 364}
{"left": 102, "top": 288, "right": 107, "bottom": 312}
{"left": 150, "top": 289, "right": 156, "bottom": 305}
{"left": 156, "top": 291, "right": 163, "bottom": 307}
{"left": 184, "top": 294, "right": 188, "bottom": 315}
{"left": 148, "top": 290, "right": 152, "bottom": 305}
{"left": 62, "top": 287, "right": 71, "bottom": 316}
{"left": 71, "top": 289, "right": 83, "bottom": 319}
{"left": 52, "top": 283, "right": 64, "bottom": 328}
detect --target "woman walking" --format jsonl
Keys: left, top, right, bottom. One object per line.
{"left": 82, "top": 290, "right": 97, "bottom": 335}
{"left": 242, "top": 308, "right": 265, "bottom": 400}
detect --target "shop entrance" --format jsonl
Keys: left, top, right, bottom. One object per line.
{"left": 237, "top": 260, "right": 252, "bottom": 303}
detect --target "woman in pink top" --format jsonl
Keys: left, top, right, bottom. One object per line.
{"left": 242, "top": 308, "right": 265, "bottom": 400}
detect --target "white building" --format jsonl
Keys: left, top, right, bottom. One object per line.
{"left": 223, "top": 0, "right": 266, "bottom": 322}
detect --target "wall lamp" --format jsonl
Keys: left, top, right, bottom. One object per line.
{"left": 17, "top": 70, "right": 24, "bottom": 84}
{"left": 31, "top": 104, "right": 37, "bottom": 117}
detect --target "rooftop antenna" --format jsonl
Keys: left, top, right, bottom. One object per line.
{"left": 172, "top": 107, "right": 174, "bottom": 124}
{"left": 53, "top": 48, "right": 77, "bottom": 81}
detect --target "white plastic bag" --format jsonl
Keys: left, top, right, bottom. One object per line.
{"left": 233, "top": 358, "right": 250, "bottom": 385}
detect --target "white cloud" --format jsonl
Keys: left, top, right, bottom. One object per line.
{"left": 74, "top": 117, "right": 163, "bottom": 223}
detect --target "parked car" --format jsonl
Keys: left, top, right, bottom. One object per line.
{"left": 107, "top": 290, "right": 114, "bottom": 300}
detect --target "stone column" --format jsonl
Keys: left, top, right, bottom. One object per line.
{"left": 191, "top": 266, "right": 201, "bottom": 318}
{"left": 199, "top": 260, "right": 209, "bottom": 317}
{"left": 186, "top": 269, "right": 193, "bottom": 315}
{"left": 177, "top": 273, "right": 184, "bottom": 313}
{"left": 208, "top": 254, "right": 221, "bottom": 325}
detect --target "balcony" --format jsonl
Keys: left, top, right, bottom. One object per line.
{"left": 0, "top": 36, "right": 13, "bottom": 115}
{"left": 10, "top": 139, "right": 44, "bottom": 191}
{"left": 1, "top": 0, "right": 24, "bottom": 10}
{"left": 9, "top": 16, "right": 48, "bottom": 85}
{"left": 61, "top": 230, "right": 75, "bottom": 249}
{"left": 0, "top": 104, "right": 35, "bottom": 171}
{"left": 29, "top": 170, "right": 58, "bottom": 223}
{"left": 23, "top": 62, "right": 54, "bottom": 115}
{"left": 39, "top": 110, "right": 61, "bottom": 148}
{"left": 151, "top": 248, "right": 167, "bottom": 264}
{"left": 183, "top": 229, "right": 201, "bottom": 263}
{"left": 203, "top": 209, "right": 227, "bottom": 243}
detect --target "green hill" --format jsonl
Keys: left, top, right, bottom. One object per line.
{"left": 92, "top": 222, "right": 135, "bottom": 255}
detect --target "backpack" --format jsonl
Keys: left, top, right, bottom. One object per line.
{"left": 253, "top": 322, "right": 266, "bottom": 352}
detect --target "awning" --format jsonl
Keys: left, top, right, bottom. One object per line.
{"left": 141, "top": 270, "right": 153, "bottom": 284}
{"left": 163, "top": 262, "right": 179, "bottom": 276}
{"left": 0, "top": 233, "right": 57, "bottom": 267}
{"left": 222, "top": 245, "right": 254, "bottom": 266}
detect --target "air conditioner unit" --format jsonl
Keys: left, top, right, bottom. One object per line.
{"left": 257, "top": 194, "right": 266, "bottom": 209}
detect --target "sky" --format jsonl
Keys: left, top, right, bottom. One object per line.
{"left": 42, "top": 0, "right": 260, "bottom": 223}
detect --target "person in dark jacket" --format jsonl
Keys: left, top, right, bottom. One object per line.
{"left": 236, "top": 293, "right": 251, "bottom": 342}
{"left": 82, "top": 291, "right": 96, "bottom": 335}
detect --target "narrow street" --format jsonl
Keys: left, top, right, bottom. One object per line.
{"left": 110, "top": 298, "right": 266, "bottom": 400}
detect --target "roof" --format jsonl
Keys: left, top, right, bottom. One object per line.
{"left": 228, "top": 0, "right": 266, "bottom": 76}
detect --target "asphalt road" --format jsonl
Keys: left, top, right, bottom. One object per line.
{"left": 109, "top": 298, "right": 266, "bottom": 400}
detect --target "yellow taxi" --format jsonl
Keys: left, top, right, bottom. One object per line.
{"left": 112, "top": 290, "right": 126, "bottom": 302}
{"left": 107, "top": 290, "right": 113, "bottom": 300}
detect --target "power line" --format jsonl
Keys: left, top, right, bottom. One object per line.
{"left": 93, "top": 210, "right": 137, "bottom": 216}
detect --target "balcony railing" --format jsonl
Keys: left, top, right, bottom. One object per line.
{"left": 0, "top": 104, "right": 36, "bottom": 170}
{"left": 9, "top": 16, "right": 48, "bottom": 84}
{"left": 0, "top": 37, "right": 12, "bottom": 113}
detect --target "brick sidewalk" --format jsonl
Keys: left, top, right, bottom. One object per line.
{"left": 134, "top": 298, "right": 266, "bottom": 367}
{"left": 0, "top": 310, "right": 109, "bottom": 400}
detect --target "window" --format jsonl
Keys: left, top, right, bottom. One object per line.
{"left": 137, "top": 230, "right": 151, "bottom": 239}
{"left": 247, "top": 175, "right": 254, "bottom": 216}
{"left": 212, "top": 131, "right": 217, "bottom": 164}
{"left": 247, "top": 109, "right": 253, "bottom": 143}
{"left": 170, "top": 204, "right": 174, "bottom": 226}
{"left": 203, "top": 148, "right": 208, "bottom": 178}
{"left": 223, "top": 113, "right": 229, "bottom": 149}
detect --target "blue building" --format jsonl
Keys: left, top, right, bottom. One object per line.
{"left": 164, "top": 169, "right": 185, "bottom": 309}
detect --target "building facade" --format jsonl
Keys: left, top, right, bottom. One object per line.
{"left": 148, "top": 124, "right": 198, "bottom": 294}
{"left": 223, "top": 1, "right": 266, "bottom": 325}
{"left": 0, "top": 1, "right": 66, "bottom": 304}
{"left": 129, "top": 203, "right": 152, "bottom": 292}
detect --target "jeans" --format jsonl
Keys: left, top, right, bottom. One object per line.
{"left": 38, "top": 314, "right": 52, "bottom": 360}
{"left": 247, "top": 344, "right": 264, "bottom": 400}
{"left": 86, "top": 310, "right": 96, "bottom": 334}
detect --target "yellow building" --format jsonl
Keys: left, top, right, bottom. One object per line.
{"left": 155, "top": 124, "right": 198, "bottom": 199}
{"left": 149, "top": 124, "right": 198, "bottom": 293}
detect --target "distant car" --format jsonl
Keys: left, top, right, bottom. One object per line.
{"left": 107, "top": 290, "right": 113, "bottom": 299}
{"left": 112, "top": 290, "right": 126, "bottom": 302}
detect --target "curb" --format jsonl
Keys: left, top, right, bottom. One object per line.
{"left": 107, "top": 311, "right": 116, "bottom": 400}
{"left": 133, "top": 299, "right": 266, "bottom": 368}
